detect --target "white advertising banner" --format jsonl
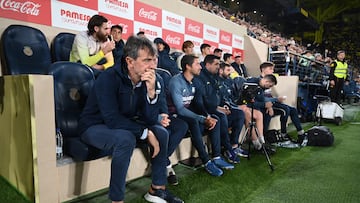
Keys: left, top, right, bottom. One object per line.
{"left": 134, "top": 21, "right": 162, "bottom": 42}
{"left": 232, "top": 34, "right": 244, "bottom": 49}
{"left": 218, "top": 44, "right": 232, "bottom": 55}
{"left": 162, "top": 10, "right": 185, "bottom": 34}
{"left": 98, "top": 0, "right": 134, "bottom": 20}
{"left": 51, "top": 0, "right": 98, "bottom": 31}
{"left": 203, "top": 24, "right": 219, "bottom": 43}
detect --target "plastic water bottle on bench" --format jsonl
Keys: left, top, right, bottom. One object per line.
{"left": 56, "top": 128, "right": 63, "bottom": 159}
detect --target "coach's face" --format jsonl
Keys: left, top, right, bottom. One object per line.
{"left": 126, "top": 48, "right": 157, "bottom": 83}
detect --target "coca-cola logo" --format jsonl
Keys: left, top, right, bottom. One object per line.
{"left": 221, "top": 35, "right": 230, "bottom": 42}
{"left": 119, "top": 24, "right": 128, "bottom": 33}
{"left": 166, "top": 35, "right": 181, "bottom": 45}
{"left": 206, "top": 29, "right": 217, "bottom": 36}
{"left": 188, "top": 24, "right": 200, "bottom": 34}
{"left": 139, "top": 8, "right": 157, "bottom": 21}
{"left": 0, "top": 0, "right": 41, "bottom": 16}
{"left": 105, "top": 0, "right": 129, "bottom": 8}
{"left": 166, "top": 16, "right": 181, "bottom": 25}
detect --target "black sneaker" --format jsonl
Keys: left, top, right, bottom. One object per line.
{"left": 297, "top": 134, "right": 305, "bottom": 144}
{"left": 144, "top": 187, "right": 184, "bottom": 203}
{"left": 280, "top": 133, "right": 291, "bottom": 141}
{"left": 167, "top": 172, "right": 178, "bottom": 186}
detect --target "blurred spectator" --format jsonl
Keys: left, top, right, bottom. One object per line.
{"left": 199, "top": 43, "right": 211, "bottom": 62}
{"left": 154, "top": 37, "right": 180, "bottom": 76}
{"left": 176, "top": 40, "right": 195, "bottom": 70}
{"left": 231, "top": 55, "right": 248, "bottom": 78}
{"left": 136, "top": 31, "right": 146, "bottom": 38}
{"left": 213, "top": 48, "right": 223, "bottom": 58}
{"left": 110, "top": 25, "right": 125, "bottom": 67}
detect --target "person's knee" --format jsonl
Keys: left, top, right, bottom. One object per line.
{"left": 173, "top": 118, "right": 189, "bottom": 136}
{"left": 113, "top": 131, "right": 136, "bottom": 147}
{"left": 150, "top": 125, "right": 169, "bottom": 146}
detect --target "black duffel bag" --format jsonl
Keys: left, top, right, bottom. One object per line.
{"left": 306, "top": 126, "right": 334, "bottom": 146}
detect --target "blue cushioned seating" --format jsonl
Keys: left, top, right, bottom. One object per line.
{"left": 51, "top": 32, "right": 75, "bottom": 62}
{"left": 1, "top": 24, "right": 51, "bottom": 75}
{"left": 48, "top": 61, "right": 111, "bottom": 161}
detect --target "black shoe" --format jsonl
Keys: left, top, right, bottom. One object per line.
{"left": 167, "top": 172, "right": 178, "bottom": 186}
{"left": 144, "top": 187, "right": 184, "bottom": 203}
{"left": 297, "top": 134, "right": 305, "bottom": 144}
{"left": 280, "top": 133, "right": 291, "bottom": 142}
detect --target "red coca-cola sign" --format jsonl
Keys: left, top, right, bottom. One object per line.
{"left": 220, "top": 30, "right": 232, "bottom": 46}
{"left": 162, "top": 29, "right": 184, "bottom": 50}
{"left": 134, "top": 1, "right": 161, "bottom": 27}
{"left": 232, "top": 48, "right": 244, "bottom": 59}
{"left": 185, "top": 18, "right": 203, "bottom": 39}
{"left": 0, "top": 0, "right": 51, "bottom": 25}
{"left": 101, "top": 12, "right": 133, "bottom": 40}
{"left": 57, "top": 0, "right": 98, "bottom": 11}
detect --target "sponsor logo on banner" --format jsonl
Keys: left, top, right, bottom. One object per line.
{"left": 98, "top": 0, "right": 133, "bottom": 20}
{"left": 162, "top": 29, "right": 183, "bottom": 50}
{"left": 134, "top": 1, "right": 161, "bottom": 27}
{"left": 219, "top": 30, "right": 232, "bottom": 46}
{"left": 203, "top": 40, "right": 218, "bottom": 53}
{"left": 232, "top": 48, "right": 244, "bottom": 59}
{"left": 0, "top": 0, "right": 51, "bottom": 25}
{"left": 218, "top": 44, "right": 232, "bottom": 54}
{"left": 162, "top": 10, "right": 185, "bottom": 34}
{"left": 232, "top": 35, "right": 244, "bottom": 49}
{"left": 184, "top": 34, "right": 203, "bottom": 55}
{"left": 134, "top": 21, "right": 162, "bottom": 42}
{"left": 185, "top": 18, "right": 202, "bottom": 38}
{"left": 100, "top": 12, "right": 133, "bottom": 39}
{"left": 203, "top": 24, "right": 219, "bottom": 43}
{"left": 57, "top": 0, "right": 98, "bottom": 11}
{"left": 51, "top": 1, "right": 98, "bottom": 31}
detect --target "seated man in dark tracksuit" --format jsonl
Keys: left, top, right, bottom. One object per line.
{"left": 246, "top": 74, "right": 278, "bottom": 151}
{"left": 78, "top": 36, "right": 183, "bottom": 203}
{"left": 168, "top": 54, "right": 234, "bottom": 177}
{"left": 259, "top": 62, "right": 305, "bottom": 143}
{"left": 156, "top": 75, "right": 189, "bottom": 186}
{"left": 198, "top": 55, "right": 245, "bottom": 163}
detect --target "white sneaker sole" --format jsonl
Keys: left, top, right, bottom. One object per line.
{"left": 144, "top": 192, "right": 167, "bottom": 203}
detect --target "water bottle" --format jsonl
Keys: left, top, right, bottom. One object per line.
{"left": 56, "top": 128, "right": 63, "bottom": 159}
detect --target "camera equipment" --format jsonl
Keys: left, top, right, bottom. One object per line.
{"left": 242, "top": 83, "right": 261, "bottom": 103}
{"left": 239, "top": 82, "right": 274, "bottom": 171}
